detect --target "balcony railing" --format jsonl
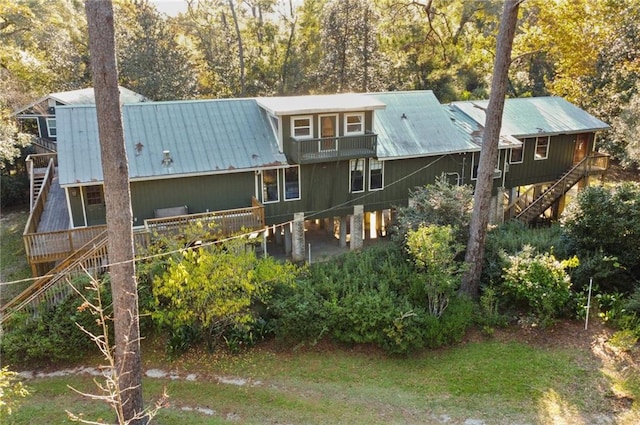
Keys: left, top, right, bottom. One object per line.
{"left": 289, "top": 132, "right": 377, "bottom": 164}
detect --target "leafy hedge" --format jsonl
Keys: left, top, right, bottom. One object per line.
{"left": 269, "top": 244, "right": 473, "bottom": 354}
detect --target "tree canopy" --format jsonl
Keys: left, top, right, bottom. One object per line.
{"left": 3, "top": 0, "right": 640, "bottom": 165}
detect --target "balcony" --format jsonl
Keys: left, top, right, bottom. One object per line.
{"left": 289, "top": 132, "right": 377, "bottom": 164}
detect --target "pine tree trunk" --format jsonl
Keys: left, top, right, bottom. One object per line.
{"left": 460, "top": 0, "right": 522, "bottom": 299}
{"left": 85, "top": 1, "right": 146, "bottom": 423}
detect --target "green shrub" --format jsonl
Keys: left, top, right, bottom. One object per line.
{"left": 561, "top": 183, "right": 640, "bottom": 293}
{"left": 482, "top": 221, "right": 566, "bottom": 287}
{"left": 150, "top": 239, "right": 298, "bottom": 353}
{"left": 391, "top": 176, "right": 473, "bottom": 244}
{"left": 406, "top": 225, "right": 465, "bottom": 318}
{"left": 270, "top": 245, "right": 474, "bottom": 354}
{"left": 500, "top": 246, "right": 576, "bottom": 326}
{"left": 0, "top": 277, "right": 109, "bottom": 365}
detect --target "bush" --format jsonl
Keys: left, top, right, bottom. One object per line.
{"left": 482, "top": 221, "right": 566, "bottom": 287}
{"left": 391, "top": 176, "right": 473, "bottom": 244}
{"left": 406, "top": 225, "right": 465, "bottom": 317}
{"left": 500, "top": 246, "right": 576, "bottom": 325}
{"left": 150, "top": 238, "right": 298, "bottom": 353}
{"left": 270, "top": 244, "right": 474, "bottom": 354}
{"left": 0, "top": 277, "right": 109, "bottom": 365}
{"left": 561, "top": 183, "right": 640, "bottom": 293}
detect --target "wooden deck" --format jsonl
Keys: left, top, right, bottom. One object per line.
{"left": 36, "top": 175, "right": 69, "bottom": 232}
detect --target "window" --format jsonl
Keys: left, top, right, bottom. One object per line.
{"left": 319, "top": 115, "right": 337, "bottom": 151}
{"left": 350, "top": 159, "right": 365, "bottom": 193}
{"left": 535, "top": 136, "right": 549, "bottom": 160}
{"left": 46, "top": 118, "right": 57, "bottom": 137}
{"left": 283, "top": 166, "right": 300, "bottom": 201}
{"left": 261, "top": 169, "right": 279, "bottom": 203}
{"left": 291, "top": 116, "right": 313, "bottom": 139}
{"left": 369, "top": 159, "right": 383, "bottom": 191}
{"left": 344, "top": 113, "right": 364, "bottom": 135}
{"left": 86, "top": 185, "right": 103, "bottom": 205}
{"left": 510, "top": 144, "right": 524, "bottom": 164}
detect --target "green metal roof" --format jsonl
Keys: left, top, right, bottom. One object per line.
{"left": 371, "top": 91, "right": 480, "bottom": 159}
{"left": 445, "top": 104, "right": 522, "bottom": 149}
{"left": 450, "top": 96, "right": 610, "bottom": 138}
{"left": 57, "top": 98, "right": 287, "bottom": 186}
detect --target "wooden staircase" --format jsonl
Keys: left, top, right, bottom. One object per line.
{"left": 0, "top": 230, "right": 109, "bottom": 329}
{"left": 26, "top": 153, "right": 57, "bottom": 212}
{"left": 507, "top": 153, "right": 609, "bottom": 224}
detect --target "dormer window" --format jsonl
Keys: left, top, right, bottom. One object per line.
{"left": 344, "top": 113, "right": 364, "bottom": 135}
{"left": 292, "top": 116, "right": 313, "bottom": 139}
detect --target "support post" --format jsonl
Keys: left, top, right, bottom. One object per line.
{"left": 339, "top": 216, "right": 347, "bottom": 248}
{"left": 350, "top": 205, "right": 364, "bottom": 251}
{"left": 291, "top": 212, "right": 305, "bottom": 262}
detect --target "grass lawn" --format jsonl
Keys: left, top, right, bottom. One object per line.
{"left": 0, "top": 206, "right": 31, "bottom": 305}
{"left": 5, "top": 322, "right": 640, "bottom": 425}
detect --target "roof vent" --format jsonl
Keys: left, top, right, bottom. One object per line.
{"left": 161, "top": 150, "right": 173, "bottom": 167}
{"left": 401, "top": 113, "right": 407, "bottom": 119}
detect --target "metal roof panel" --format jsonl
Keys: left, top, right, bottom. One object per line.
{"left": 371, "top": 91, "right": 480, "bottom": 159}
{"left": 450, "top": 96, "right": 610, "bottom": 137}
{"left": 57, "top": 99, "right": 286, "bottom": 186}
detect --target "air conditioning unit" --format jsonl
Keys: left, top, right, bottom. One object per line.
{"left": 492, "top": 168, "right": 502, "bottom": 179}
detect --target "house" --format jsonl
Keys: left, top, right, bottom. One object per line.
{"left": 24, "top": 90, "right": 610, "bottom": 273}
{"left": 13, "top": 86, "right": 146, "bottom": 151}
{"left": 447, "top": 96, "right": 610, "bottom": 222}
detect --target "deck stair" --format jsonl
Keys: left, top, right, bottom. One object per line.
{"left": 0, "top": 230, "right": 108, "bottom": 329}
{"left": 508, "top": 154, "right": 608, "bottom": 224}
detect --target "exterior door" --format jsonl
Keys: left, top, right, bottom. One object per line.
{"left": 319, "top": 115, "right": 337, "bottom": 151}
{"left": 573, "top": 133, "right": 588, "bottom": 164}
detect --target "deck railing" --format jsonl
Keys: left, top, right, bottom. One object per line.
{"left": 144, "top": 197, "right": 266, "bottom": 238}
{"left": 26, "top": 153, "right": 57, "bottom": 211}
{"left": 32, "top": 137, "right": 57, "bottom": 153}
{"left": 23, "top": 226, "right": 108, "bottom": 275}
{"left": 505, "top": 153, "right": 610, "bottom": 222}
{"left": 1, "top": 231, "right": 108, "bottom": 328}
{"left": 25, "top": 157, "right": 55, "bottom": 226}
{"left": 289, "top": 132, "right": 377, "bottom": 164}
{"left": 23, "top": 198, "right": 266, "bottom": 277}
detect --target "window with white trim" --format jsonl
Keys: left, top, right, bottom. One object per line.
{"left": 535, "top": 136, "right": 550, "bottom": 160}
{"left": 46, "top": 118, "right": 57, "bottom": 137}
{"left": 510, "top": 144, "right": 524, "bottom": 164}
{"left": 344, "top": 113, "right": 364, "bottom": 135}
{"left": 283, "top": 166, "right": 300, "bottom": 201}
{"left": 291, "top": 116, "right": 313, "bottom": 139}
{"left": 350, "top": 159, "right": 365, "bottom": 193}
{"left": 369, "top": 159, "right": 383, "bottom": 191}
{"left": 261, "top": 169, "right": 279, "bottom": 203}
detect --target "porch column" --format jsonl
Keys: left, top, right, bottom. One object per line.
{"left": 284, "top": 223, "right": 292, "bottom": 256}
{"left": 291, "top": 212, "right": 305, "bottom": 262}
{"left": 350, "top": 205, "right": 364, "bottom": 251}
{"left": 490, "top": 187, "right": 505, "bottom": 225}
{"left": 324, "top": 217, "right": 332, "bottom": 235}
{"left": 339, "top": 216, "right": 348, "bottom": 248}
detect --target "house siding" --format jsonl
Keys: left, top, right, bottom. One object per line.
{"left": 130, "top": 173, "right": 256, "bottom": 223}
{"left": 504, "top": 134, "right": 583, "bottom": 188}
{"left": 263, "top": 153, "right": 472, "bottom": 225}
